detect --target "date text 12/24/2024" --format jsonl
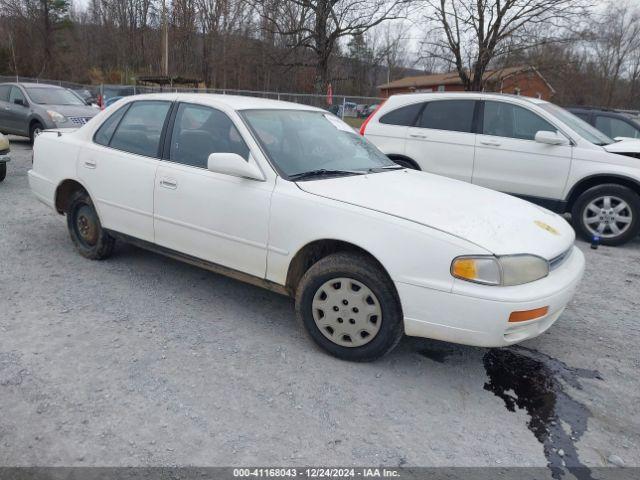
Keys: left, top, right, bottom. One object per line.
{"left": 233, "top": 468, "right": 400, "bottom": 478}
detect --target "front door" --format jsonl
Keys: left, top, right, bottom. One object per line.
{"left": 473, "top": 100, "right": 572, "bottom": 202}
{"left": 77, "top": 100, "right": 172, "bottom": 242}
{"left": 403, "top": 99, "right": 477, "bottom": 182}
{"left": 153, "top": 102, "right": 272, "bottom": 278}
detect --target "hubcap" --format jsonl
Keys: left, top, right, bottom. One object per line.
{"left": 583, "top": 195, "right": 633, "bottom": 239}
{"left": 75, "top": 205, "right": 98, "bottom": 246}
{"left": 311, "top": 277, "right": 382, "bottom": 348}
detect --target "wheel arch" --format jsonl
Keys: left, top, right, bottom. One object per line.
{"left": 285, "top": 239, "right": 395, "bottom": 296}
{"left": 386, "top": 154, "right": 421, "bottom": 170}
{"left": 55, "top": 179, "right": 89, "bottom": 214}
{"left": 566, "top": 174, "right": 640, "bottom": 211}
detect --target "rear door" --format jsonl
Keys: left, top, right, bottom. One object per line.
{"left": 77, "top": 100, "right": 172, "bottom": 242}
{"left": 404, "top": 99, "right": 477, "bottom": 182}
{"left": 472, "top": 100, "right": 572, "bottom": 202}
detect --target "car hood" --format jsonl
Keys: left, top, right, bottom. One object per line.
{"left": 41, "top": 104, "right": 100, "bottom": 118}
{"left": 603, "top": 138, "right": 640, "bottom": 154}
{"left": 297, "top": 169, "right": 575, "bottom": 259}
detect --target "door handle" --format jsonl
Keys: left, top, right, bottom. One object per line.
{"left": 160, "top": 178, "right": 178, "bottom": 189}
{"left": 83, "top": 160, "right": 97, "bottom": 169}
{"left": 409, "top": 133, "right": 427, "bottom": 139}
{"left": 480, "top": 140, "right": 501, "bottom": 146}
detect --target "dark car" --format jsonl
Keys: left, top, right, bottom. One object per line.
{"left": 0, "top": 83, "right": 100, "bottom": 143}
{"left": 568, "top": 106, "right": 640, "bottom": 140}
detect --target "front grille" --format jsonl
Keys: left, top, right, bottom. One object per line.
{"left": 549, "top": 248, "right": 572, "bottom": 271}
{"left": 68, "top": 116, "right": 93, "bottom": 126}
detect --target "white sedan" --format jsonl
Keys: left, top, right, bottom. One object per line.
{"left": 28, "top": 93, "right": 585, "bottom": 361}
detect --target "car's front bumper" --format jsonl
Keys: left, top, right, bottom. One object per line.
{"left": 397, "top": 246, "right": 585, "bottom": 347}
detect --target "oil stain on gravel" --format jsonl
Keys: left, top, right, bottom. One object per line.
{"left": 483, "top": 346, "right": 601, "bottom": 480}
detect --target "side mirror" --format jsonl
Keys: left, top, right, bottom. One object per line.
{"left": 14, "top": 98, "right": 26, "bottom": 107}
{"left": 535, "top": 130, "right": 570, "bottom": 146}
{"left": 207, "top": 152, "right": 264, "bottom": 181}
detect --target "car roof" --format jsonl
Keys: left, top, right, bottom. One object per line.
{"left": 384, "top": 91, "right": 549, "bottom": 106}
{"left": 119, "top": 92, "right": 325, "bottom": 112}
{"left": 8, "top": 82, "right": 64, "bottom": 89}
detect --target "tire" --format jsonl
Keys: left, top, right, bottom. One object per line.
{"left": 29, "top": 122, "right": 44, "bottom": 145}
{"left": 389, "top": 156, "right": 420, "bottom": 170}
{"left": 571, "top": 184, "right": 640, "bottom": 246}
{"left": 295, "top": 252, "right": 404, "bottom": 361}
{"left": 0, "top": 163, "right": 5, "bottom": 182}
{"left": 66, "top": 190, "right": 115, "bottom": 259}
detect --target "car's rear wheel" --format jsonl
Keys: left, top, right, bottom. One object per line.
{"left": 0, "top": 163, "right": 6, "bottom": 182}
{"left": 571, "top": 184, "right": 640, "bottom": 246}
{"left": 66, "top": 190, "right": 115, "bottom": 259}
{"left": 295, "top": 252, "right": 404, "bottom": 361}
{"left": 29, "top": 122, "right": 44, "bottom": 144}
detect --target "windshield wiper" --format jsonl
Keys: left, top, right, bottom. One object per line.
{"left": 366, "top": 165, "right": 405, "bottom": 173}
{"left": 288, "top": 169, "right": 365, "bottom": 181}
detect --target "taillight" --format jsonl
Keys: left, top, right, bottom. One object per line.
{"left": 97, "top": 95, "right": 104, "bottom": 110}
{"left": 359, "top": 101, "right": 386, "bottom": 136}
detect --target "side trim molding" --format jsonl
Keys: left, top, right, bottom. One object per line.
{"left": 106, "top": 230, "right": 291, "bottom": 297}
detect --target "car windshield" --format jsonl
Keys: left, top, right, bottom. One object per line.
{"left": 25, "top": 87, "right": 86, "bottom": 106}
{"left": 241, "top": 109, "right": 397, "bottom": 179}
{"left": 541, "top": 103, "right": 615, "bottom": 146}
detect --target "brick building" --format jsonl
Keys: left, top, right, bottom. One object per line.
{"left": 378, "top": 66, "right": 555, "bottom": 100}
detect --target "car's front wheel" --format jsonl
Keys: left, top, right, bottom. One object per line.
{"left": 29, "top": 122, "right": 44, "bottom": 144}
{"left": 66, "top": 190, "right": 115, "bottom": 259}
{"left": 295, "top": 252, "right": 404, "bottom": 361}
{"left": 572, "top": 184, "right": 640, "bottom": 246}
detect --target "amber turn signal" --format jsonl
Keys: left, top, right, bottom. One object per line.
{"left": 508, "top": 306, "right": 549, "bottom": 323}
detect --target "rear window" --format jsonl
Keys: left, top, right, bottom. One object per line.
{"left": 94, "top": 105, "right": 129, "bottom": 146}
{"left": 379, "top": 103, "right": 422, "bottom": 126}
{"left": 417, "top": 100, "right": 475, "bottom": 133}
{"left": 109, "top": 101, "right": 171, "bottom": 157}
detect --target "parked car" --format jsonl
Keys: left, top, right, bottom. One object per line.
{"left": 0, "top": 132, "right": 9, "bottom": 182}
{"left": 568, "top": 106, "right": 640, "bottom": 140}
{"left": 362, "top": 92, "right": 640, "bottom": 246}
{"left": 0, "top": 83, "right": 99, "bottom": 143}
{"left": 70, "top": 87, "right": 98, "bottom": 106}
{"left": 98, "top": 85, "right": 135, "bottom": 108}
{"left": 29, "top": 93, "right": 584, "bottom": 361}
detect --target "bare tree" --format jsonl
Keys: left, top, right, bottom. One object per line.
{"left": 255, "top": 0, "right": 410, "bottom": 94}
{"left": 592, "top": 1, "right": 640, "bottom": 107}
{"left": 422, "top": 0, "right": 590, "bottom": 91}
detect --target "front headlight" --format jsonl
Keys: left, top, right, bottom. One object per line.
{"left": 452, "top": 255, "right": 549, "bottom": 286}
{"left": 47, "top": 110, "right": 66, "bottom": 123}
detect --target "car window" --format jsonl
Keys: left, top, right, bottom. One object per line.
{"left": 417, "top": 100, "right": 475, "bottom": 133}
{"left": 24, "top": 87, "right": 84, "bottom": 105}
{"left": 379, "top": 103, "right": 422, "bottom": 126}
{"left": 94, "top": 105, "right": 129, "bottom": 146}
{"left": 595, "top": 116, "right": 640, "bottom": 139}
{"left": 0, "top": 85, "right": 10, "bottom": 102}
{"left": 572, "top": 112, "right": 590, "bottom": 122}
{"left": 483, "top": 101, "right": 556, "bottom": 140}
{"left": 109, "top": 101, "right": 171, "bottom": 157}
{"left": 169, "top": 103, "right": 250, "bottom": 169}
{"left": 9, "top": 87, "right": 26, "bottom": 104}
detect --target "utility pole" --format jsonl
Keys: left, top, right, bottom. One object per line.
{"left": 161, "top": 0, "right": 169, "bottom": 76}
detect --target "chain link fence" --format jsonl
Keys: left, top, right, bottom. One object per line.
{"left": 0, "top": 75, "right": 383, "bottom": 121}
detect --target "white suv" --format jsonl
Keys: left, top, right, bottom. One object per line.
{"left": 362, "top": 92, "right": 640, "bottom": 246}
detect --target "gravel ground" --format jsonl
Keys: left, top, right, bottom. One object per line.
{"left": 0, "top": 137, "right": 638, "bottom": 470}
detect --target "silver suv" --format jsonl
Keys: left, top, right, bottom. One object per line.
{"left": 0, "top": 83, "right": 99, "bottom": 143}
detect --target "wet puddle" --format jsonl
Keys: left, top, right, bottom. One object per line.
{"left": 483, "top": 346, "right": 601, "bottom": 479}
